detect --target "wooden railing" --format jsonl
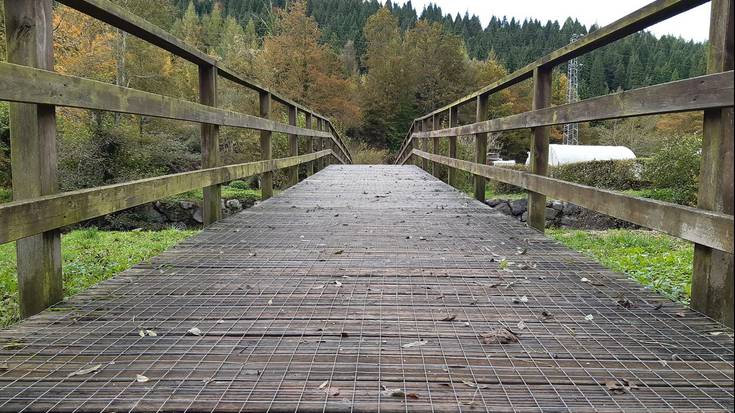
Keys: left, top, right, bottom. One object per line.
{"left": 0, "top": 0, "right": 351, "bottom": 318}
{"left": 395, "top": 0, "right": 734, "bottom": 326}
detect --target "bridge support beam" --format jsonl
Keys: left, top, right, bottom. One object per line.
{"left": 199, "top": 64, "right": 221, "bottom": 225}
{"left": 4, "top": 0, "right": 63, "bottom": 318}
{"left": 287, "top": 105, "right": 299, "bottom": 187}
{"left": 448, "top": 107, "right": 458, "bottom": 188}
{"left": 305, "top": 113, "right": 314, "bottom": 176}
{"left": 259, "top": 92, "right": 273, "bottom": 200}
{"left": 692, "top": 0, "right": 734, "bottom": 327}
{"left": 528, "top": 67, "right": 552, "bottom": 232}
{"left": 421, "top": 119, "right": 431, "bottom": 171}
{"left": 474, "top": 94, "right": 488, "bottom": 202}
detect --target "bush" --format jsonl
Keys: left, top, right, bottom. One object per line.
{"left": 348, "top": 140, "right": 389, "bottom": 164}
{"left": 551, "top": 159, "right": 645, "bottom": 190}
{"left": 228, "top": 180, "right": 251, "bottom": 189}
{"left": 643, "top": 135, "right": 701, "bottom": 206}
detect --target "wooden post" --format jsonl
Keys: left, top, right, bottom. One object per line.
{"left": 475, "top": 94, "right": 489, "bottom": 202}
{"left": 448, "top": 107, "right": 458, "bottom": 187}
{"left": 316, "top": 118, "right": 324, "bottom": 169}
{"left": 259, "top": 91, "right": 273, "bottom": 199}
{"left": 527, "top": 67, "right": 552, "bottom": 232}
{"left": 414, "top": 122, "right": 422, "bottom": 167}
{"left": 692, "top": 0, "right": 734, "bottom": 327}
{"left": 305, "top": 113, "right": 314, "bottom": 176}
{"left": 421, "top": 118, "right": 430, "bottom": 171}
{"left": 431, "top": 115, "right": 440, "bottom": 178}
{"left": 4, "top": 0, "right": 62, "bottom": 318}
{"left": 199, "top": 64, "right": 220, "bottom": 225}
{"left": 288, "top": 105, "right": 299, "bottom": 187}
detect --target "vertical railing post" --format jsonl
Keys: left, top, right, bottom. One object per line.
{"left": 316, "top": 118, "right": 324, "bottom": 169}
{"left": 4, "top": 0, "right": 62, "bottom": 318}
{"left": 259, "top": 91, "right": 273, "bottom": 200}
{"left": 305, "top": 113, "right": 314, "bottom": 176}
{"left": 199, "top": 64, "right": 221, "bottom": 225}
{"left": 448, "top": 107, "right": 458, "bottom": 188}
{"left": 692, "top": 0, "right": 734, "bottom": 327}
{"left": 421, "top": 118, "right": 430, "bottom": 171}
{"left": 528, "top": 67, "right": 552, "bottom": 232}
{"left": 475, "top": 94, "right": 489, "bottom": 202}
{"left": 414, "top": 121, "right": 422, "bottom": 167}
{"left": 287, "top": 105, "right": 299, "bottom": 187}
{"left": 431, "top": 115, "right": 439, "bottom": 178}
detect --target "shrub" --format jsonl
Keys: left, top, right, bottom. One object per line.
{"left": 228, "top": 180, "right": 251, "bottom": 189}
{"left": 348, "top": 140, "right": 389, "bottom": 164}
{"left": 643, "top": 135, "right": 701, "bottom": 206}
{"left": 551, "top": 159, "right": 645, "bottom": 190}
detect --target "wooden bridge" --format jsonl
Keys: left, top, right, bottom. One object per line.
{"left": 0, "top": 0, "right": 733, "bottom": 411}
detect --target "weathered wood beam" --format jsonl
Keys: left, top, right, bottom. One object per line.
{"left": 448, "top": 107, "right": 458, "bottom": 187}
{"left": 412, "top": 72, "right": 734, "bottom": 139}
{"left": 0, "top": 62, "right": 333, "bottom": 139}
{"left": 260, "top": 92, "right": 273, "bottom": 200}
{"left": 431, "top": 115, "right": 440, "bottom": 178}
{"left": 528, "top": 67, "right": 552, "bottom": 232}
{"left": 0, "top": 151, "right": 332, "bottom": 245}
{"left": 692, "top": 0, "right": 734, "bottom": 328}
{"left": 288, "top": 105, "right": 299, "bottom": 187}
{"left": 3, "top": 0, "right": 63, "bottom": 318}
{"left": 475, "top": 94, "right": 488, "bottom": 202}
{"left": 416, "top": 0, "right": 709, "bottom": 121}
{"left": 199, "top": 64, "right": 221, "bottom": 225}
{"left": 305, "top": 113, "right": 314, "bottom": 176}
{"left": 413, "top": 150, "right": 734, "bottom": 254}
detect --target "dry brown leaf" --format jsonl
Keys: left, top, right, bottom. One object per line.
{"left": 479, "top": 328, "right": 519, "bottom": 345}
{"left": 440, "top": 314, "right": 457, "bottom": 322}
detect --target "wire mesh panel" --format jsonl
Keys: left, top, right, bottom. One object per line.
{"left": 0, "top": 165, "right": 732, "bottom": 412}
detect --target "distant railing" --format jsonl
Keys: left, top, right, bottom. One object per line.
{"left": 0, "top": 0, "right": 351, "bottom": 318}
{"left": 395, "top": 0, "right": 734, "bottom": 326}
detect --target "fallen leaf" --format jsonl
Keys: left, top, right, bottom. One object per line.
{"left": 405, "top": 392, "right": 420, "bottom": 399}
{"left": 538, "top": 311, "right": 554, "bottom": 321}
{"left": 580, "top": 277, "right": 590, "bottom": 283}
{"left": 334, "top": 250, "right": 344, "bottom": 255}
{"left": 0, "top": 362, "right": 8, "bottom": 371}
{"left": 135, "top": 374, "right": 149, "bottom": 383}
{"left": 334, "top": 281, "right": 343, "bottom": 287}
{"left": 584, "top": 314, "right": 594, "bottom": 321}
{"left": 675, "top": 312, "right": 685, "bottom": 318}
{"left": 402, "top": 339, "right": 428, "bottom": 348}
{"left": 67, "top": 364, "right": 102, "bottom": 378}
{"left": 516, "top": 320, "right": 527, "bottom": 331}
{"left": 512, "top": 296, "right": 529, "bottom": 304}
{"left": 516, "top": 248, "right": 528, "bottom": 255}
{"left": 460, "top": 378, "right": 488, "bottom": 389}
{"left": 479, "top": 328, "right": 519, "bottom": 345}
{"left": 187, "top": 327, "right": 202, "bottom": 336}
{"left": 440, "top": 314, "right": 457, "bottom": 322}
{"left": 606, "top": 378, "right": 638, "bottom": 395}
{"left": 617, "top": 298, "right": 634, "bottom": 309}
{"left": 318, "top": 380, "right": 329, "bottom": 389}
{"left": 267, "top": 299, "right": 273, "bottom": 305}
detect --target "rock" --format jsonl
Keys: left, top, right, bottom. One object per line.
{"left": 551, "top": 200, "right": 564, "bottom": 211}
{"left": 226, "top": 199, "right": 242, "bottom": 210}
{"left": 510, "top": 199, "right": 528, "bottom": 216}
{"left": 493, "top": 202, "right": 512, "bottom": 215}
{"left": 179, "top": 201, "right": 195, "bottom": 210}
{"left": 155, "top": 201, "right": 191, "bottom": 223}
{"left": 192, "top": 207, "right": 203, "bottom": 224}
{"left": 486, "top": 199, "right": 503, "bottom": 208}
{"left": 520, "top": 211, "right": 528, "bottom": 222}
{"left": 562, "top": 202, "right": 582, "bottom": 215}
{"left": 560, "top": 216, "right": 579, "bottom": 227}
{"left": 545, "top": 207, "right": 559, "bottom": 220}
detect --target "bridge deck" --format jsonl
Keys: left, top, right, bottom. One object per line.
{"left": 0, "top": 165, "right": 732, "bottom": 412}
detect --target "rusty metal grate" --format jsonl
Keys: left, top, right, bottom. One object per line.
{"left": 0, "top": 165, "right": 732, "bottom": 412}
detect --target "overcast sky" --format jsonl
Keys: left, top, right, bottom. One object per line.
{"left": 396, "top": 1, "right": 711, "bottom": 42}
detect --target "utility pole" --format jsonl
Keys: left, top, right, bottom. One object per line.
{"left": 563, "top": 34, "right": 581, "bottom": 145}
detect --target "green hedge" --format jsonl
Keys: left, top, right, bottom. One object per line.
{"left": 550, "top": 159, "right": 646, "bottom": 190}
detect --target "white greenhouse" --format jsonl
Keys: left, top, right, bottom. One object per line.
{"left": 526, "top": 145, "right": 636, "bottom": 167}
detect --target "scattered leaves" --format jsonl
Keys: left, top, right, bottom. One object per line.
{"left": 605, "top": 378, "right": 638, "bottom": 395}
{"left": 512, "top": 296, "right": 529, "bottom": 304}
{"left": 479, "top": 328, "right": 519, "bottom": 345}
{"left": 584, "top": 314, "right": 594, "bottom": 321}
{"left": 187, "top": 327, "right": 202, "bottom": 336}
{"left": 139, "top": 329, "right": 157, "bottom": 337}
{"left": 67, "top": 364, "right": 102, "bottom": 378}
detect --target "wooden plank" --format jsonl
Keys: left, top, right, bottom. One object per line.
{"left": 692, "top": 0, "right": 734, "bottom": 328}
{"left": 474, "top": 95, "right": 488, "bottom": 202}
{"left": 260, "top": 92, "right": 273, "bottom": 200}
{"left": 0, "top": 151, "right": 331, "bottom": 244}
{"left": 431, "top": 115, "right": 439, "bottom": 178}
{"left": 412, "top": 72, "right": 735, "bottom": 139}
{"left": 304, "top": 113, "right": 314, "bottom": 176}
{"left": 0, "top": 62, "right": 334, "bottom": 139}
{"left": 448, "top": 107, "right": 458, "bottom": 187}
{"left": 528, "top": 67, "right": 552, "bottom": 232}
{"left": 413, "top": 150, "right": 735, "bottom": 253}
{"left": 3, "top": 0, "right": 63, "bottom": 318}
{"left": 415, "top": 0, "right": 709, "bottom": 121}
{"left": 288, "top": 105, "right": 299, "bottom": 187}
{"left": 199, "top": 64, "right": 221, "bottom": 226}
{"left": 421, "top": 119, "right": 430, "bottom": 171}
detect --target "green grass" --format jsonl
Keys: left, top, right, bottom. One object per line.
{"left": 0, "top": 188, "right": 11, "bottom": 203}
{"left": 0, "top": 228, "right": 197, "bottom": 327}
{"left": 548, "top": 229, "right": 693, "bottom": 304}
{"left": 165, "top": 186, "right": 263, "bottom": 202}
{"left": 483, "top": 189, "right": 526, "bottom": 200}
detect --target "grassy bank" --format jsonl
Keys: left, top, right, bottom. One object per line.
{"left": 0, "top": 228, "right": 196, "bottom": 328}
{"left": 548, "top": 229, "right": 693, "bottom": 304}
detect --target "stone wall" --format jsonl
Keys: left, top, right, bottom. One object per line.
{"left": 486, "top": 198, "right": 639, "bottom": 230}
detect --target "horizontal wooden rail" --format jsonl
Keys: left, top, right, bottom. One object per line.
{"left": 412, "top": 72, "right": 734, "bottom": 139}
{"left": 412, "top": 150, "right": 733, "bottom": 253}
{"left": 0, "top": 150, "right": 334, "bottom": 245}
{"left": 415, "top": 0, "right": 709, "bottom": 122}
{"left": 55, "top": 0, "right": 328, "bottom": 120}
{"left": 0, "top": 62, "right": 333, "bottom": 139}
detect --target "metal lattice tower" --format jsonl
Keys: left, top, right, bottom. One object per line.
{"left": 563, "top": 34, "right": 581, "bottom": 145}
